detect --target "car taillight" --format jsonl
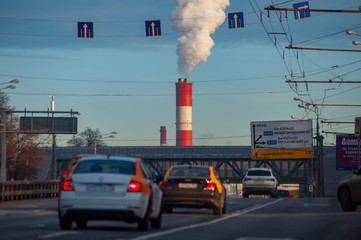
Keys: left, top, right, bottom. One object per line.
{"left": 61, "top": 170, "right": 69, "bottom": 181}
{"left": 243, "top": 178, "right": 251, "bottom": 181}
{"left": 204, "top": 182, "right": 216, "bottom": 191}
{"left": 266, "top": 178, "right": 275, "bottom": 182}
{"left": 127, "top": 181, "right": 142, "bottom": 192}
{"left": 62, "top": 179, "right": 75, "bottom": 191}
{"left": 159, "top": 181, "right": 173, "bottom": 190}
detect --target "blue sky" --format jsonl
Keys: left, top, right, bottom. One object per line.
{"left": 0, "top": 0, "right": 360, "bottom": 147}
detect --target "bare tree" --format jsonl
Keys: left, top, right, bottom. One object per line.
{"left": 67, "top": 127, "right": 104, "bottom": 147}
{"left": 0, "top": 92, "right": 46, "bottom": 180}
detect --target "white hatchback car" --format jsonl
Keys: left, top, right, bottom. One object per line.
{"left": 242, "top": 168, "right": 278, "bottom": 198}
{"left": 58, "top": 155, "right": 162, "bottom": 230}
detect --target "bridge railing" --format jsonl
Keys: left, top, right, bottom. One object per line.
{"left": 0, "top": 181, "right": 59, "bottom": 201}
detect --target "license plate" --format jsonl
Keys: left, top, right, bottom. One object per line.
{"left": 254, "top": 180, "right": 264, "bottom": 184}
{"left": 179, "top": 183, "right": 197, "bottom": 189}
{"left": 86, "top": 184, "right": 114, "bottom": 192}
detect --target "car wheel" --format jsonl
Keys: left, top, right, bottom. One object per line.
{"left": 339, "top": 188, "right": 357, "bottom": 212}
{"left": 213, "top": 205, "right": 222, "bottom": 215}
{"left": 76, "top": 220, "right": 87, "bottom": 229}
{"left": 59, "top": 216, "right": 72, "bottom": 229}
{"left": 151, "top": 210, "right": 162, "bottom": 229}
{"left": 164, "top": 206, "right": 173, "bottom": 213}
{"left": 138, "top": 206, "right": 150, "bottom": 231}
{"left": 222, "top": 196, "right": 226, "bottom": 214}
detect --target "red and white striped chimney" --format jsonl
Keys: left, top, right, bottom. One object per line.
{"left": 160, "top": 126, "right": 167, "bottom": 146}
{"left": 176, "top": 78, "right": 192, "bottom": 146}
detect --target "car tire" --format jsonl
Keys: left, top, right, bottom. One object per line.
{"left": 339, "top": 188, "right": 357, "bottom": 212}
{"left": 76, "top": 220, "right": 87, "bottom": 229}
{"left": 151, "top": 210, "right": 162, "bottom": 229}
{"left": 59, "top": 216, "right": 72, "bottom": 230}
{"left": 222, "top": 196, "right": 226, "bottom": 214}
{"left": 138, "top": 205, "right": 150, "bottom": 231}
{"left": 222, "top": 203, "right": 226, "bottom": 214}
{"left": 213, "top": 205, "right": 222, "bottom": 215}
{"left": 164, "top": 206, "right": 173, "bottom": 213}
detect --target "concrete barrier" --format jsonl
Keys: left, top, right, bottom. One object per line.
{"left": 0, "top": 181, "right": 59, "bottom": 201}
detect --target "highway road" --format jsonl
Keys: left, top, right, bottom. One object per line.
{"left": 0, "top": 196, "right": 360, "bottom": 240}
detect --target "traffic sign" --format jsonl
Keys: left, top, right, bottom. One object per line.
{"left": 145, "top": 20, "right": 162, "bottom": 37}
{"left": 307, "top": 177, "right": 315, "bottom": 185}
{"left": 227, "top": 12, "right": 244, "bottom": 29}
{"left": 293, "top": 1, "right": 311, "bottom": 20}
{"left": 250, "top": 120, "right": 313, "bottom": 159}
{"left": 355, "top": 117, "right": 361, "bottom": 137}
{"left": 77, "top": 22, "right": 94, "bottom": 38}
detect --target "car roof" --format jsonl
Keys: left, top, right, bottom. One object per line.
{"left": 79, "top": 155, "right": 138, "bottom": 163}
{"left": 247, "top": 167, "right": 272, "bottom": 171}
{"left": 171, "top": 165, "right": 211, "bottom": 169}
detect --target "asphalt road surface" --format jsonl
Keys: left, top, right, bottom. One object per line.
{"left": 0, "top": 196, "right": 360, "bottom": 240}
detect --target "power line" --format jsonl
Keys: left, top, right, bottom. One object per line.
{"left": 7, "top": 88, "right": 335, "bottom": 98}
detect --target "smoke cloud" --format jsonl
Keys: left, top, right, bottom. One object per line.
{"left": 170, "top": 0, "right": 230, "bottom": 77}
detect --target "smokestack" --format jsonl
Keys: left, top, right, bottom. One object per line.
{"left": 176, "top": 78, "right": 192, "bottom": 146}
{"left": 160, "top": 126, "right": 167, "bottom": 146}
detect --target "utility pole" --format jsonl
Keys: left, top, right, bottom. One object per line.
{"left": 0, "top": 110, "right": 6, "bottom": 181}
{"left": 50, "top": 96, "right": 57, "bottom": 179}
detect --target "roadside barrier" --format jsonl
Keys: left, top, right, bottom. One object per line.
{"left": 0, "top": 181, "right": 59, "bottom": 201}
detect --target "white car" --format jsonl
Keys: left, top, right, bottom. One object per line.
{"left": 58, "top": 155, "right": 162, "bottom": 230}
{"left": 337, "top": 167, "right": 361, "bottom": 211}
{"left": 242, "top": 168, "right": 278, "bottom": 198}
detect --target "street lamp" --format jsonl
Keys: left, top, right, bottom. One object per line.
{"left": 0, "top": 79, "right": 19, "bottom": 90}
{"left": 346, "top": 30, "right": 361, "bottom": 46}
{"left": 0, "top": 79, "right": 20, "bottom": 181}
{"left": 346, "top": 30, "right": 361, "bottom": 37}
{"left": 94, "top": 131, "right": 118, "bottom": 154}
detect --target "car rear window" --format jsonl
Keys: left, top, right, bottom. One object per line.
{"left": 169, "top": 167, "right": 210, "bottom": 177}
{"left": 73, "top": 160, "right": 135, "bottom": 175}
{"left": 247, "top": 170, "right": 271, "bottom": 176}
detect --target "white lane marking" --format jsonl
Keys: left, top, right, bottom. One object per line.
{"left": 31, "top": 224, "right": 45, "bottom": 228}
{"left": 303, "top": 204, "right": 329, "bottom": 207}
{"left": 38, "top": 231, "right": 81, "bottom": 239}
{"left": 129, "top": 199, "right": 283, "bottom": 240}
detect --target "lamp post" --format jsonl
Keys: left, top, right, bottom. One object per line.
{"left": 0, "top": 79, "right": 20, "bottom": 181}
{"left": 294, "top": 99, "right": 324, "bottom": 197}
{"left": 94, "top": 131, "right": 117, "bottom": 154}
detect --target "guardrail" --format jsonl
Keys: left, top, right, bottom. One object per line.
{"left": 0, "top": 181, "right": 59, "bottom": 201}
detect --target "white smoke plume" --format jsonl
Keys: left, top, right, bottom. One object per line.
{"left": 170, "top": 0, "right": 230, "bottom": 77}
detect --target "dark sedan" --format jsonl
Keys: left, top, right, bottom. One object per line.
{"left": 159, "top": 165, "right": 226, "bottom": 215}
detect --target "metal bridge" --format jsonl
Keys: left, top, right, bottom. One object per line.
{"left": 45, "top": 146, "right": 326, "bottom": 185}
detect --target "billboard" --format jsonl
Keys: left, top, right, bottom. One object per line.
{"left": 336, "top": 135, "right": 360, "bottom": 170}
{"left": 251, "top": 120, "right": 313, "bottom": 159}
{"left": 20, "top": 117, "right": 78, "bottom": 134}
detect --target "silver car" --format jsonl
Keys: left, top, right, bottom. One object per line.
{"left": 337, "top": 167, "right": 361, "bottom": 211}
{"left": 242, "top": 168, "right": 278, "bottom": 198}
{"left": 58, "top": 155, "right": 162, "bottom": 230}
